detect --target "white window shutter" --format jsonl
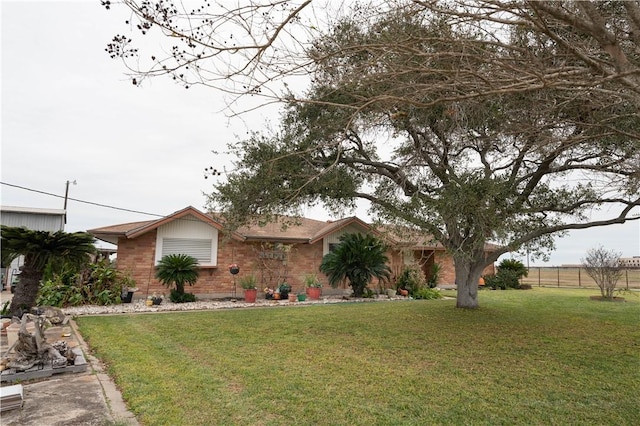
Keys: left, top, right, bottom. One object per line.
{"left": 161, "top": 238, "right": 212, "bottom": 263}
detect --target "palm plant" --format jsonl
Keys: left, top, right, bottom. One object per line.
{"left": 319, "top": 233, "right": 391, "bottom": 297}
{"left": 0, "top": 226, "right": 96, "bottom": 317}
{"left": 155, "top": 254, "right": 199, "bottom": 296}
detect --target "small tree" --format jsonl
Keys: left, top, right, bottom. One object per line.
{"left": 319, "top": 233, "right": 391, "bottom": 297}
{"left": 155, "top": 254, "right": 199, "bottom": 302}
{"left": 1, "top": 226, "right": 96, "bottom": 317}
{"left": 582, "top": 247, "right": 623, "bottom": 299}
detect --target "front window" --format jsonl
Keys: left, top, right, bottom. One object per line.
{"left": 161, "top": 238, "right": 212, "bottom": 264}
{"left": 154, "top": 217, "right": 218, "bottom": 266}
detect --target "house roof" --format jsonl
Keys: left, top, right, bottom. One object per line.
{"left": 87, "top": 206, "right": 377, "bottom": 245}
{"left": 88, "top": 206, "right": 236, "bottom": 245}
{"left": 235, "top": 215, "right": 380, "bottom": 243}
{"left": 88, "top": 206, "right": 498, "bottom": 252}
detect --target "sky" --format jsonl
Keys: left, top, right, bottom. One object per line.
{"left": 1, "top": 1, "right": 638, "bottom": 267}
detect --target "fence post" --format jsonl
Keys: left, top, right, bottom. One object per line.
{"left": 626, "top": 269, "right": 629, "bottom": 290}
{"left": 557, "top": 267, "right": 560, "bottom": 287}
{"left": 538, "top": 267, "right": 541, "bottom": 287}
{"left": 578, "top": 268, "right": 581, "bottom": 287}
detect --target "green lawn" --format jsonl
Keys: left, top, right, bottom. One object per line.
{"left": 76, "top": 288, "right": 640, "bottom": 425}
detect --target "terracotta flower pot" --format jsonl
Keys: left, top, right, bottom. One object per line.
{"left": 306, "top": 287, "right": 321, "bottom": 300}
{"left": 244, "top": 288, "right": 257, "bottom": 303}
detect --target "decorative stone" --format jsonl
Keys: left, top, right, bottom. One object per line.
{"left": 34, "top": 306, "right": 67, "bottom": 325}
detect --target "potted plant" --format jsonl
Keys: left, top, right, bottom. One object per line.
{"left": 120, "top": 286, "right": 138, "bottom": 303}
{"left": 240, "top": 274, "right": 258, "bottom": 303}
{"left": 303, "top": 273, "right": 322, "bottom": 300}
{"left": 148, "top": 293, "right": 163, "bottom": 305}
{"left": 278, "top": 282, "right": 292, "bottom": 300}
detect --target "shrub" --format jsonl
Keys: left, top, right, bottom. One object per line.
{"left": 38, "top": 276, "right": 81, "bottom": 307}
{"left": 484, "top": 259, "right": 528, "bottom": 290}
{"left": 412, "top": 287, "right": 443, "bottom": 300}
{"left": 37, "top": 260, "right": 131, "bottom": 307}
{"left": 582, "top": 246, "right": 623, "bottom": 299}
{"left": 86, "top": 261, "right": 128, "bottom": 304}
{"left": 361, "top": 287, "right": 376, "bottom": 298}
{"left": 483, "top": 269, "right": 521, "bottom": 290}
{"left": 170, "top": 290, "right": 196, "bottom": 303}
{"left": 498, "top": 259, "right": 528, "bottom": 278}
{"left": 482, "top": 274, "right": 503, "bottom": 290}
{"left": 396, "top": 266, "right": 427, "bottom": 295}
{"left": 426, "top": 263, "right": 441, "bottom": 288}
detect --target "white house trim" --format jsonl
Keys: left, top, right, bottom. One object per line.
{"left": 154, "top": 215, "right": 218, "bottom": 266}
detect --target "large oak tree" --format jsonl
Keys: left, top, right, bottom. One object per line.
{"left": 105, "top": 1, "right": 639, "bottom": 308}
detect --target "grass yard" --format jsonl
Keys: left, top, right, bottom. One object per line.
{"left": 76, "top": 288, "right": 640, "bottom": 425}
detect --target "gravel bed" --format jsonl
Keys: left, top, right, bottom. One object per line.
{"left": 62, "top": 296, "right": 403, "bottom": 316}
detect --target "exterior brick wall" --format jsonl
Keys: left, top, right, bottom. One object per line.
{"left": 116, "top": 231, "right": 157, "bottom": 296}
{"left": 115, "top": 229, "right": 496, "bottom": 299}
{"left": 436, "top": 251, "right": 456, "bottom": 285}
{"left": 116, "top": 233, "right": 336, "bottom": 299}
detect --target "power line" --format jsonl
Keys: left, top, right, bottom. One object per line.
{"left": 1, "top": 181, "right": 164, "bottom": 217}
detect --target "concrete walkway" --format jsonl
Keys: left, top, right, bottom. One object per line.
{"left": 0, "top": 292, "right": 138, "bottom": 426}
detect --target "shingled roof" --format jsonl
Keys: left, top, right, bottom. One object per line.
{"left": 88, "top": 206, "right": 382, "bottom": 245}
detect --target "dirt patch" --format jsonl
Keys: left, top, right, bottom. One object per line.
{"left": 589, "top": 295, "right": 626, "bottom": 302}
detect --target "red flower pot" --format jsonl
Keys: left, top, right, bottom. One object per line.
{"left": 306, "top": 287, "right": 321, "bottom": 300}
{"left": 244, "top": 288, "right": 257, "bottom": 303}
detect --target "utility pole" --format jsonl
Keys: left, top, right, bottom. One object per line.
{"left": 63, "top": 180, "right": 76, "bottom": 225}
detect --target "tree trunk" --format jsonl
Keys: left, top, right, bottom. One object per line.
{"left": 10, "top": 266, "right": 41, "bottom": 317}
{"left": 453, "top": 258, "right": 484, "bottom": 309}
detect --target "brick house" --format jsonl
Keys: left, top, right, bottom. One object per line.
{"left": 88, "top": 206, "right": 495, "bottom": 298}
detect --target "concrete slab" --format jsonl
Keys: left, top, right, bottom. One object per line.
{"left": 0, "top": 311, "right": 138, "bottom": 426}
{"left": 1, "top": 375, "right": 111, "bottom": 426}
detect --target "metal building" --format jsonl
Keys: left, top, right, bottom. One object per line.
{"left": 0, "top": 206, "right": 66, "bottom": 291}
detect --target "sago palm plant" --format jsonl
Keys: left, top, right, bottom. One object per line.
{"left": 0, "top": 226, "right": 96, "bottom": 317}
{"left": 155, "top": 254, "right": 199, "bottom": 296}
{"left": 320, "top": 233, "right": 391, "bottom": 297}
